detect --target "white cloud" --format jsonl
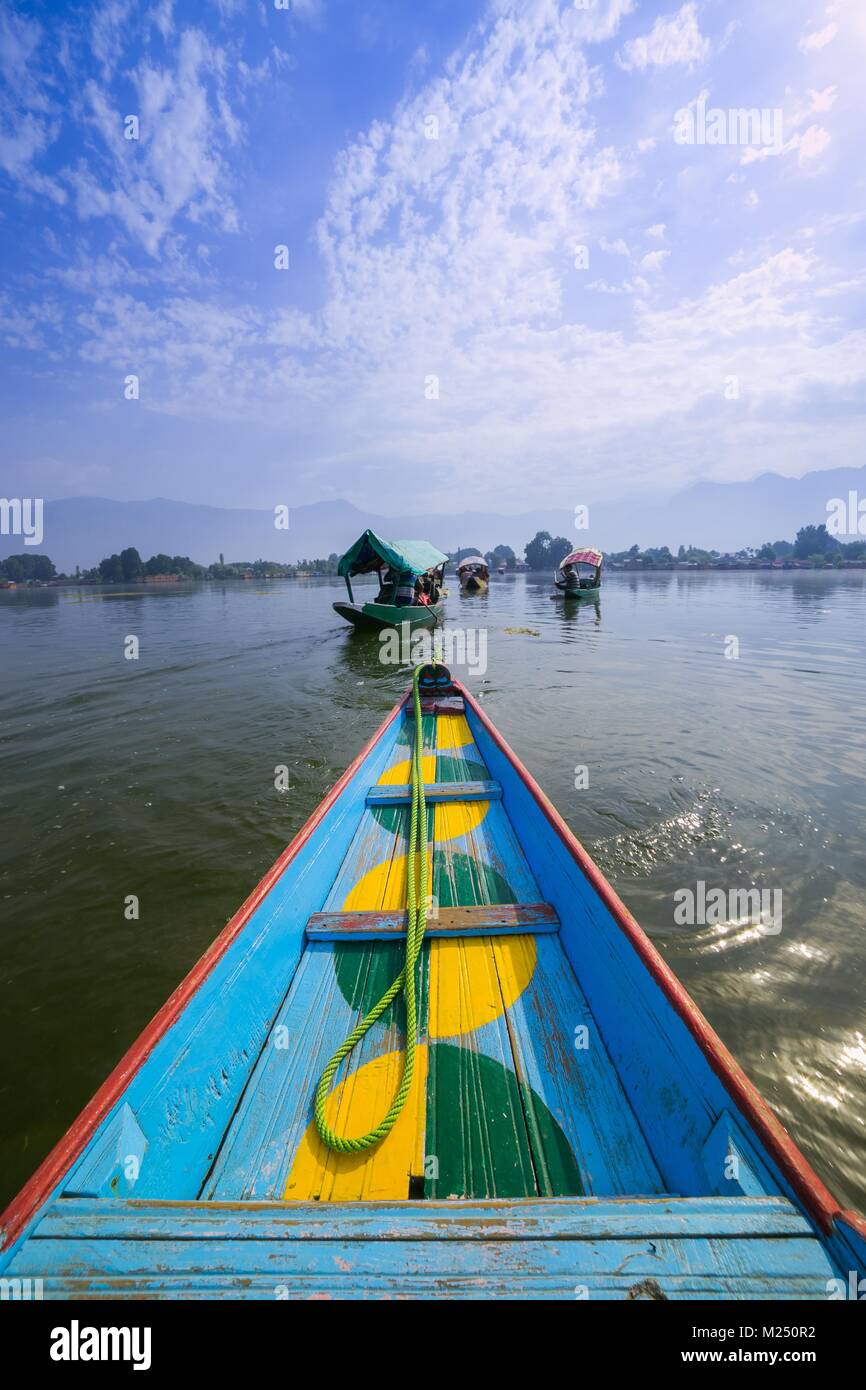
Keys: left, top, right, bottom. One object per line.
{"left": 150, "top": 0, "right": 175, "bottom": 41}
{"left": 741, "top": 123, "right": 831, "bottom": 168}
{"left": 0, "top": 292, "right": 63, "bottom": 351}
{"left": 639, "top": 248, "right": 669, "bottom": 272}
{"left": 51, "top": 222, "right": 866, "bottom": 512}
{"left": 786, "top": 85, "right": 838, "bottom": 130}
{"left": 5, "top": 0, "right": 865, "bottom": 510}
{"left": 0, "top": 10, "right": 66, "bottom": 201}
{"left": 588, "top": 277, "right": 645, "bottom": 295}
{"left": 68, "top": 28, "right": 241, "bottom": 255}
{"left": 91, "top": 0, "right": 136, "bottom": 80}
{"left": 790, "top": 124, "right": 832, "bottom": 164}
{"left": 0, "top": 3, "right": 252, "bottom": 253}
{"left": 739, "top": 86, "right": 836, "bottom": 168}
{"left": 0, "top": 110, "right": 66, "bottom": 203}
{"left": 718, "top": 19, "right": 742, "bottom": 54}
{"left": 313, "top": 0, "right": 627, "bottom": 361}
{"left": 571, "top": 0, "right": 637, "bottom": 44}
{"left": 617, "top": 3, "right": 709, "bottom": 72}
{"left": 798, "top": 23, "right": 839, "bottom": 54}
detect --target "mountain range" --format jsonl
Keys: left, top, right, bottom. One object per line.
{"left": 2, "top": 465, "right": 863, "bottom": 571}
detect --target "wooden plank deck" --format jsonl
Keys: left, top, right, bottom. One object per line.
{"left": 9, "top": 1196, "right": 838, "bottom": 1300}
{"left": 199, "top": 706, "right": 664, "bottom": 1204}
{"left": 35, "top": 1194, "right": 814, "bottom": 1241}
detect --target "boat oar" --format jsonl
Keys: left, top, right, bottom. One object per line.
{"left": 312, "top": 663, "right": 430, "bottom": 1152}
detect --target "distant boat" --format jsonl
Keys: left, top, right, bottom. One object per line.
{"left": 332, "top": 529, "right": 447, "bottom": 632}
{"left": 1, "top": 663, "right": 863, "bottom": 1298}
{"left": 553, "top": 547, "right": 603, "bottom": 601}
{"left": 456, "top": 555, "right": 489, "bottom": 594}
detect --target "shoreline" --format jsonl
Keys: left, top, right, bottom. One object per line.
{"left": 4, "top": 564, "right": 866, "bottom": 593}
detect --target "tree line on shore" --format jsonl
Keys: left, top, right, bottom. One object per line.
{"left": 456, "top": 524, "right": 866, "bottom": 572}
{"left": 3, "top": 523, "right": 864, "bottom": 587}
{"left": 0, "top": 548, "right": 342, "bottom": 583}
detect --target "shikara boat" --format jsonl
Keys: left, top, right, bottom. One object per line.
{"left": 2, "top": 667, "right": 864, "bottom": 1300}
{"left": 456, "top": 555, "right": 489, "bottom": 594}
{"left": 333, "top": 530, "right": 447, "bottom": 632}
{"left": 553, "top": 546, "right": 603, "bottom": 600}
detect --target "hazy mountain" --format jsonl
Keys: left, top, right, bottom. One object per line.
{"left": 609, "top": 466, "right": 866, "bottom": 552}
{"left": 3, "top": 465, "right": 863, "bottom": 571}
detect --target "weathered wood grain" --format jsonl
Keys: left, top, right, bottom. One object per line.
{"left": 366, "top": 780, "right": 502, "bottom": 806}
{"left": 37, "top": 1194, "right": 815, "bottom": 1242}
{"left": 306, "top": 903, "right": 560, "bottom": 940}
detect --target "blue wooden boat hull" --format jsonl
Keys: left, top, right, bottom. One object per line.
{"left": 2, "top": 680, "right": 864, "bottom": 1299}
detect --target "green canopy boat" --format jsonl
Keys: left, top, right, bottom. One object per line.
{"left": 334, "top": 530, "right": 448, "bottom": 632}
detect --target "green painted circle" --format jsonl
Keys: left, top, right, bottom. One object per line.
{"left": 426, "top": 1042, "right": 584, "bottom": 1198}
{"left": 333, "top": 850, "right": 518, "bottom": 1017}
{"left": 434, "top": 849, "right": 516, "bottom": 910}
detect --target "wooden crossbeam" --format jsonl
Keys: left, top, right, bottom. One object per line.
{"left": 306, "top": 902, "right": 559, "bottom": 941}
{"left": 407, "top": 696, "right": 465, "bottom": 715}
{"left": 366, "top": 779, "right": 501, "bottom": 806}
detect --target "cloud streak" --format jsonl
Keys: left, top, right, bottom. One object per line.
{"left": 617, "top": 2, "right": 709, "bottom": 73}
{"left": 1, "top": 0, "right": 864, "bottom": 512}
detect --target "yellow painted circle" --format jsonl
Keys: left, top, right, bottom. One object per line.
{"left": 378, "top": 754, "right": 437, "bottom": 786}
{"left": 436, "top": 715, "right": 474, "bottom": 752}
{"left": 428, "top": 933, "right": 537, "bottom": 1038}
{"left": 342, "top": 851, "right": 434, "bottom": 912}
{"left": 284, "top": 1045, "right": 429, "bottom": 1201}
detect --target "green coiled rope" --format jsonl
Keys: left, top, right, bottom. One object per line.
{"left": 313, "top": 664, "right": 430, "bottom": 1152}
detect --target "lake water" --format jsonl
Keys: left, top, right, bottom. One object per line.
{"left": 1, "top": 570, "right": 864, "bottom": 1211}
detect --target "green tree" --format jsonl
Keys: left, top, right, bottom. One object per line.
{"left": 485, "top": 544, "right": 516, "bottom": 570}
{"left": 170, "top": 555, "right": 202, "bottom": 577}
{"left": 145, "top": 553, "right": 174, "bottom": 576}
{"left": 794, "top": 524, "right": 839, "bottom": 559}
{"left": 548, "top": 536, "right": 573, "bottom": 569}
{"left": 0, "top": 553, "right": 56, "bottom": 581}
{"left": 120, "top": 546, "right": 144, "bottom": 581}
{"left": 524, "top": 531, "right": 552, "bottom": 571}
{"left": 98, "top": 553, "right": 124, "bottom": 582}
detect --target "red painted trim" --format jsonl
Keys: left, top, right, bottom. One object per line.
{"left": 836, "top": 1209, "right": 866, "bottom": 1243}
{"left": 456, "top": 681, "right": 845, "bottom": 1235}
{"left": 0, "top": 697, "right": 405, "bottom": 1255}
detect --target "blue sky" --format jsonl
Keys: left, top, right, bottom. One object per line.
{"left": 1, "top": 0, "right": 864, "bottom": 515}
